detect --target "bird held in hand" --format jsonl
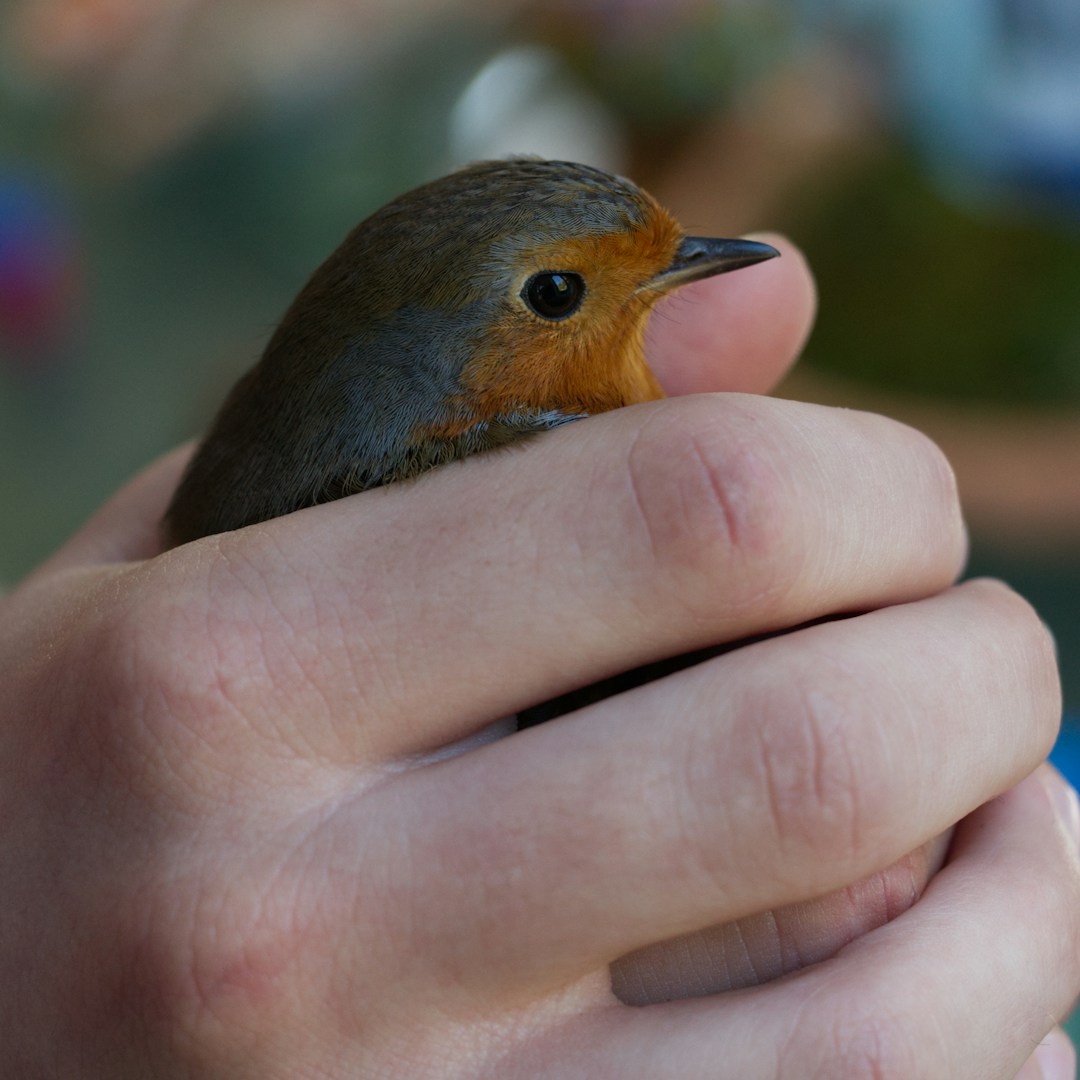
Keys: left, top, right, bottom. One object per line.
{"left": 164, "top": 158, "right": 777, "bottom": 546}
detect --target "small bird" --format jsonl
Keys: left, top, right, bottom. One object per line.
{"left": 164, "top": 159, "right": 777, "bottom": 546}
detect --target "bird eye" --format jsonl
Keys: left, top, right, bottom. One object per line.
{"left": 522, "top": 272, "right": 585, "bottom": 320}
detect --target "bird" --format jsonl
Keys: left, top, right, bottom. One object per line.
{"left": 163, "top": 158, "right": 777, "bottom": 547}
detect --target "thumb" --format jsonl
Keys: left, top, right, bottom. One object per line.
{"left": 645, "top": 232, "right": 817, "bottom": 397}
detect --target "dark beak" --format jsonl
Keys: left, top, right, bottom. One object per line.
{"left": 640, "top": 236, "right": 780, "bottom": 295}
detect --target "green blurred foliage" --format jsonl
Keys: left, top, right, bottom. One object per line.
{"left": 793, "top": 149, "right": 1080, "bottom": 404}
{"left": 0, "top": 21, "right": 495, "bottom": 581}
{"left": 557, "top": 3, "right": 791, "bottom": 134}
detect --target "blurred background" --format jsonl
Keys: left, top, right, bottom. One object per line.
{"left": 2, "top": 0, "right": 1079, "bottom": 897}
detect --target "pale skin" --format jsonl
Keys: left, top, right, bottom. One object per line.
{"left": 3, "top": 237, "right": 1078, "bottom": 1078}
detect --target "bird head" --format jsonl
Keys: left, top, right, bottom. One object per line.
{"left": 164, "top": 159, "right": 778, "bottom": 544}
{"left": 446, "top": 168, "right": 776, "bottom": 427}
{"left": 276, "top": 158, "right": 777, "bottom": 431}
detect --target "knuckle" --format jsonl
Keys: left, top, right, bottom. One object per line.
{"left": 741, "top": 661, "right": 877, "bottom": 868}
{"left": 107, "top": 868, "right": 308, "bottom": 1073}
{"left": 61, "top": 549, "right": 271, "bottom": 797}
{"left": 675, "top": 652, "right": 884, "bottom": 895}
{"left": 101, "top": 561, "right": 240, "bottom": 718}
{"left": 623, "top": 401, "right": 793, "bottom": 615}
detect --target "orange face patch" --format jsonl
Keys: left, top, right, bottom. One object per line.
{"left": 449, "top": 204, "right": 683, "bottom": 423}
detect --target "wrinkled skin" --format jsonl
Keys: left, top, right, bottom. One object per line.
{"left": 2, "top": 237, "right": 1077, "bottom": 1079}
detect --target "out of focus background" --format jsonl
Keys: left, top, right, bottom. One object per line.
{"left": 2, "top": 0, "right": 1079, "bottom": 815}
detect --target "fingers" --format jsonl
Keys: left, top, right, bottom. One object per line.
{"left": 610, "top": 832, "right": 953, "bottom": 1004}
{"left": 161, "top": 393, "right": 965, "bottom": 763}
{"left": 524, "top": 766, "right": 1080, "bottom": 1080}
{"left": 646, "top": 233, "right": 816, "bottom": 396}
{"left": 367, "top": 580, "right": 1059, "bottom": 998}
{"left": 34, "top": 445, "right": 193, "bottom": 575}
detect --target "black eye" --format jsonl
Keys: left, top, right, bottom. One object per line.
{"left": 522, "top": 272, "right": 585, "bottom": 320}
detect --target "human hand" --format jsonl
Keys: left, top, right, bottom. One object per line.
{"left": 2, "top": 239, "right": 1075, "bottom": 1078}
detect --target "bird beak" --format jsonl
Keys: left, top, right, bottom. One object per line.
{"left": 640, "top": 236, "right": 780, "bottom": 295}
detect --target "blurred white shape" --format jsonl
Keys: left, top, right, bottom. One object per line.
{"left": 447, "top": 44, "right": 626, "bottom": 170}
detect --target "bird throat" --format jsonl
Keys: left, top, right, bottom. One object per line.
{"left": 458, "top": 309, "right": 662, "bottom": 419}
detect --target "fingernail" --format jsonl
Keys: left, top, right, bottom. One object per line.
{"left": 1045, "top": 768, "right": 1080, "bottom": 852}
{"left": 1032, "top": 1026, "right": 1076, "bottom": 1080}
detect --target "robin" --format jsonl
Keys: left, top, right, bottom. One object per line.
{"left": 164, "top": 158, "right": 777, "bottom": 546}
